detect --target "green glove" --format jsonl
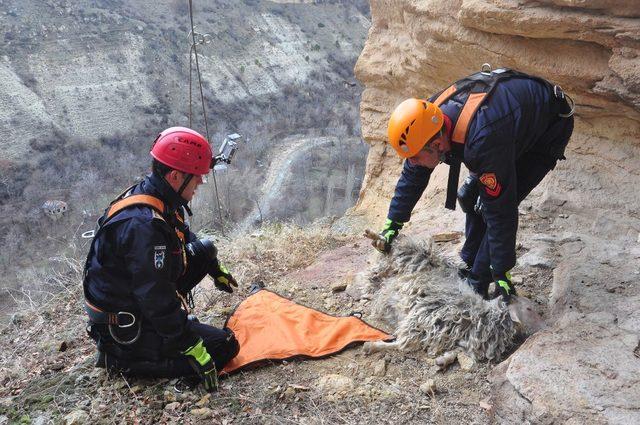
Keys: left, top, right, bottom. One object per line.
{"left": 183, "top": 338, "right": 218, "bottom": 392}
{"left": 491, "top": 269, "right": 517, "bottom": 302}
{"left": 375, "top": 219, "right": 404, "bottom": 253}
{"left": 210, "top": 261, "right": 238, "bottom": 293}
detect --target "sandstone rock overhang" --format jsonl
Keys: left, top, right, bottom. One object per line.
{"left": 353, "top": 1, "right": 640, "bottom": 423}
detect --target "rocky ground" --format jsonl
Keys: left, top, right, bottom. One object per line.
{"left": 0, "top": 206, "right": 566, "bottom": 425}
{"left": 1, "top": 149, "right": 638, "bottom": 425}
{"left": 354, "top": 1, "right": 640, "bottom": 421}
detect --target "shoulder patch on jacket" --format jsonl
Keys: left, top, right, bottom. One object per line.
{"left": 154, "top": 246, "right": 166, "bottom": 269}
{"left": 479, "top": 172, "right": 502, "bottom": 197}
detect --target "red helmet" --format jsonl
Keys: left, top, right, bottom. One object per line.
{"left": 150, "top": 127, "right": 212, "bottom": 175}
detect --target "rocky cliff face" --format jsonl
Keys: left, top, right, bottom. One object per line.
{"left": 354, "top": 1, "right": 640, "bottom": 423}
{"left": 0, "top": 0, "right": 369, "bottom": 163}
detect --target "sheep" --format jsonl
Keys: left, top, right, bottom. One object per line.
{"left": 361, "top": 238, "right": 545, "bottom": 363}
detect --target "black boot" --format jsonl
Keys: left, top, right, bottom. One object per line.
{"left": 461, "top": 274, "right": 490, "bottom": 300}
{"left": 95, "top": 350, "right": 130, "bottom": 374}
{"left": 457, "top": 262, "right": 473, "bottom": 280}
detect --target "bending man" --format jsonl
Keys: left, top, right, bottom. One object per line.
{"left": 373, "top": 68, "right": 574, "bottom": 301}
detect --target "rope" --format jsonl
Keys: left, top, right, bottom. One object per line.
{"left": 187, "top": 0, "right": 226, "bottom": 235}
{"left": 187, "top": 0, "right": 209, "bottom": 138}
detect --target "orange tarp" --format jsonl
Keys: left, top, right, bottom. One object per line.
{"left": 222, "top": 290, "right": 392, "bottom": 374}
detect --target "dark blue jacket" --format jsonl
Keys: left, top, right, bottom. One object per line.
{"left": 388, "top": 77, "right": 560, "bottom": 273}
{"left": 84, "top": 174, "right": 204, "bottom": 354}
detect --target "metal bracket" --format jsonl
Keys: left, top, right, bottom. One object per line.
{"left": 116, "top": 311, "right": 136, "bottom": 328}
{"left": 187, "top": 28, "right": 213, "bottom": 47}
{"left": 559, "top": 93, "right": 575, "bottom": 118}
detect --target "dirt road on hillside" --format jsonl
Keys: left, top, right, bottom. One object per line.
{"left": 236, "top": 136, "right": 347, "bottom": 233}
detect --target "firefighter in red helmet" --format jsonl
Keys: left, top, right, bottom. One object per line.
{"left": 83, "top": 127, "right": 239, "bottom": 392}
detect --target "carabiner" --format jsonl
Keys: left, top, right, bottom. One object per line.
{"left": 108, "top": 321, "right": 142, "bottom": 345}
{"left": 116, "top": 311, "right": 136, "bottom": 328}
{"left": 559, "top": 93, "right": 575, "bottom": 118}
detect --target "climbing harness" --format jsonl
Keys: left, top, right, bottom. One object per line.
{"left": 85, "top": 299, "right": 142, "bottom": 345}
{"left": 82, "top": 191, "right": 194, "bottom": 345}
{"left": 430, "top": 63, "right": 575, "bottom": 210}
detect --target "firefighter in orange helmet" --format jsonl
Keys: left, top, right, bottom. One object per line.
{"left": 373, "top": 68, "right": 574, "bottom": 302}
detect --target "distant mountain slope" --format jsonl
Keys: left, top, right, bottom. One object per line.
{"left": 0, "top": 0, "right": 370, "bottom": 305}
{"left": 0, "top": 0, "right": 369, "bottom": 162}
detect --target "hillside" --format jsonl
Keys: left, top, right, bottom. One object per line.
{"left": 0, "top": 0, "right": 370, "bottom": 310}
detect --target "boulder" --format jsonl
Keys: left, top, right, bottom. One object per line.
{"left": 64, "top": 410, "right": 89, "bottom": 425}
{"left": 491, "top": 313, "right": 640, "bottom": 424}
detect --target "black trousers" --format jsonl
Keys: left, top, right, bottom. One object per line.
{"left": 460, "top": 113, "right": 574, "bottom": 287}
{"left": 95, "top": 321, "right": 240, "bottom": 378}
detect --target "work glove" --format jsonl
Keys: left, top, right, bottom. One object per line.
{"left": 210, "top": 260, "right": 238, "bottom": 293}
{"left": 187, "top": 239, "right": 238, "bottom": 293}
{"left": 491, "top": 268, "right": 517, "bottom": 302}
{"left": 364, "top": 219, "right": 404, "bottom": 253}
{"left": 182, "top": 338, "right": 218, "bottom": 392}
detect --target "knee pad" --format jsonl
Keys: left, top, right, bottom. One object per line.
{"left": 224, "top": 328, "right": 240, "bottom": 358}
{"left": 457, "top": 175, "right": 479, "bottom": 214}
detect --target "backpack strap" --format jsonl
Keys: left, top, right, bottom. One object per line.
{"left": 433, "top": 85, "right": 457, "bottom": 107}
{"left": 83, "top": 193, "right": 168, "bottom": 282}
{"left": 106, "top": 195, "right": 166, "bottom": 222}
{"left": 429, "top": 66, "right": 519, "bottom": 210}
{"left": 452, "top": 93, "right": 488, "bottom": 144}
{"left": 433, "top": 66, "right": 571, "bottom": 211}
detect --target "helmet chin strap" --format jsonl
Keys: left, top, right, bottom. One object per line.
{"left": 174, "top": 173, "right": 195, "bottom": 216}
{"left": 177, "top": 173, "right": 193, "bottom": 196}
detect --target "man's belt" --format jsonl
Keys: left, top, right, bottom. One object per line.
{"left": 85, "top": 300, "right": 142, "bottom": 345}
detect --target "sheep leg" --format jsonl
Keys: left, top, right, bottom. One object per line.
{"left": 362, "top": 340, "right": 400, "bottom": 355}
{"left": 435, "top": 350, "right": 459, "bottom": 370}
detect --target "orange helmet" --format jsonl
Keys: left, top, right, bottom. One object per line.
{"left": 387, "top": 98, "right": 444, "bottom": 158}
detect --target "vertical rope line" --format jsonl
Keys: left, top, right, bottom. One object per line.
{"left": 188, "top": 0, "right": 208, "bottom": 139}
{"left": 188, "top": 0, "right": 225, "bottom": 235}
{"left": 188, "top": 44, "right": 193, "bottom": 128}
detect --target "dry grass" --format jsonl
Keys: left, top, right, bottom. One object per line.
{"left": 216, "top": 221, "right": 339, "bottom": 288}
{"left": 0, "top": 222, "right": 493, "bottom": 424}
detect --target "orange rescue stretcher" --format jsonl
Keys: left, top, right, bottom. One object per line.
{"left": 221, "top": 289, "right": 393, "bottom": 374}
